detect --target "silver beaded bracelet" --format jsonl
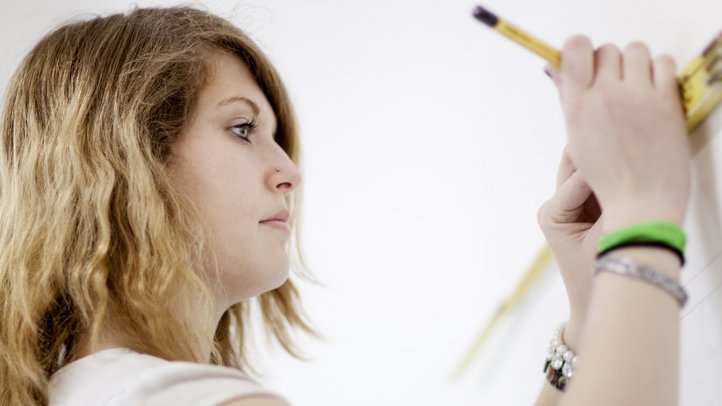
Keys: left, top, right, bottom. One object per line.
{"left": 594, "top": 255, "right": 688, "bottom": 308}
{"left": 543, "top": 323, "right": 577, "bottom": 391}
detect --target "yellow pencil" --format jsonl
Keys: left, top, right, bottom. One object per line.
{"left": 471, "top": 5, "right": 722, "bottom": 131}
{"left": 680, "top": 33, "right": 722, "bottom": 130}
{"left": 472, "top": 5, "right": 560, "bottom": 67}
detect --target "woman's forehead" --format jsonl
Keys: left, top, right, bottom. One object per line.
{"left": 200, "top": 52, "right": 275, "bottom": 118}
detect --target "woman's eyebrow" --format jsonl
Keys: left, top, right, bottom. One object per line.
{"left": 217, "top": 96, "right": 260, "bottom": 115}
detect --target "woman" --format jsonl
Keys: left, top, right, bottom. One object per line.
{"left": 0, "top": 8, "right": 313, "bottom": 405}
{"left": 0, "top": 6, "right": 689, "bottom": 406}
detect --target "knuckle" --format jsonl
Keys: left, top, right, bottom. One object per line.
{"left": 599, "top": 85, "right": 623, "bottom": 105}
{"left": 562, "top": 144, "right": 571, "bottom": 158}
{"left": 537, "top": 201, "right": 553, "bottom": 226}
{"left": 537, "top": 204, "right": 547, "bottom": 226}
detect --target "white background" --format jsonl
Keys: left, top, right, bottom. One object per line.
{"left": 2, "top": 1, "right": 721, "bottom": 405}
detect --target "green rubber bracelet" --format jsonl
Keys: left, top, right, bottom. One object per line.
{"left": 597, "top": 221, "right": 686, "bottom": 253}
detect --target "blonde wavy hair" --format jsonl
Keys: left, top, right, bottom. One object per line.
{"left": 0, "top": 7, "right": 315, "bottom": 405}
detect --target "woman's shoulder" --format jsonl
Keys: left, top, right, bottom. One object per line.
{"left": 49, "top": 348, "right": 285, "bottom": 406}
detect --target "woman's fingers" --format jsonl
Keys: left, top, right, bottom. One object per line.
{"left": 556, "top": 145, "right": 575, "bottom": 190}
{"left": 560, "top": 35, "right": 595, "bottom": 100}
{"left": 623, "top": 41, "right": 654, "bottom": 86}
{"left": 594, "top": 44, "right": 622, "bottom": 84}
{"left": 555, "top": 170, "right": 593, "bottom": 214}
{"left": 652, "top": 53, "right": 679, "bottom": 98}
{"left": 541, "top": 169, "right": 594, "bottom": 226}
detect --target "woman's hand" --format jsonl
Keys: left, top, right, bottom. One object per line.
{"left": 537, "top": 147, "right": 602, "bottom": 348}
{"left": 537, "top": 36, "right": 691, "bottom": 348}
{"left": 554, "top": 36, "right": 691, "bottom": 231}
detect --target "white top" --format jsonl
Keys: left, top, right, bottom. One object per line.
{"left": 48, "top": 348, "right": 284, "bottom": 406}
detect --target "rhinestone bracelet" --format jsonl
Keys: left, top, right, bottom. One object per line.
{"left": 543, "top": 323, "right": 577, "bottom": 391}
{"left": 594, "top": 255, "right": 687, "bottom": 308}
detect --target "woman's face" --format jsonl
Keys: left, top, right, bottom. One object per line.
{"left": 170, "top": 51, "right": 301, "bottom": 308}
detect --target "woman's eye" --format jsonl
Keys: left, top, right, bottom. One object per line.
{"left": 230, "top": 120, "right": 257, "bottom": 142}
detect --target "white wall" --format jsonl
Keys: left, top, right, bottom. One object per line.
{"left": 2, "top": 1, "right": 721, "bottom": 405}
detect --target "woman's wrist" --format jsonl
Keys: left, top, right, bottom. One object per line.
{"left": 602, "top": 246, "right": 682, "bottom": 279}
{"left": 563, "top": 314, "right": 585, "bottom": 351}
{"left": 603, "top": 210, "right": 685, "bottom": 234}
{"left": 563, "top": 249, "right": 682, "bottom": 353}
{"left": 602, "top": 195, "right": 687, "bottom": 230}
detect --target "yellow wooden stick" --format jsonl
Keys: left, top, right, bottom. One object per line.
{"left": 452, "top": 244, "right": 552, "bottom": 378}
{"left": 687, "top": 81, "right": 722, "bottom": 131}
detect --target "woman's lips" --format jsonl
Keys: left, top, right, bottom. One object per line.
{"left": 260, "top": 220, "right": 291, "bottom": 233}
